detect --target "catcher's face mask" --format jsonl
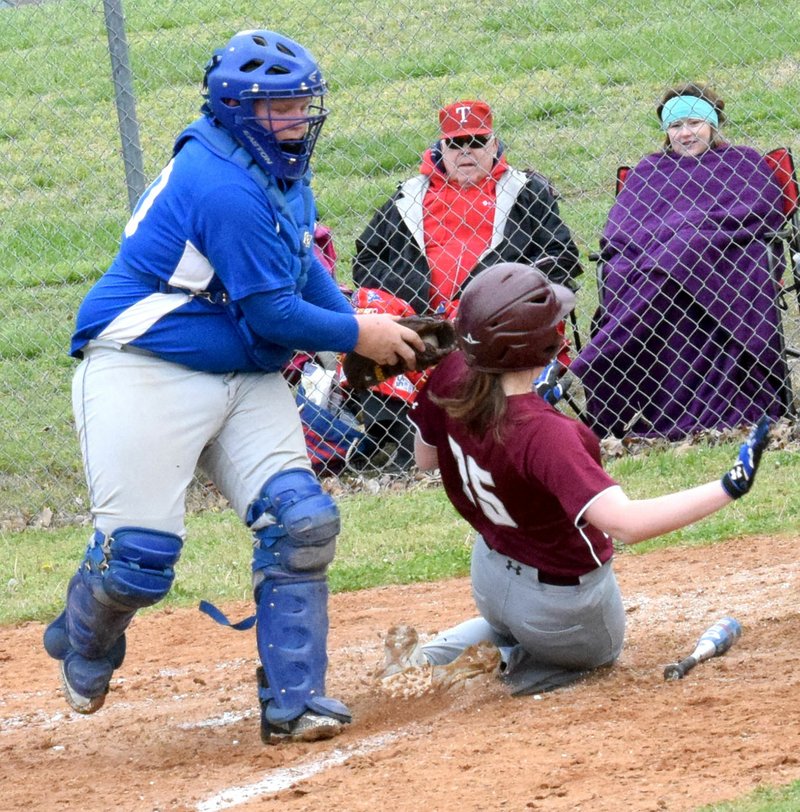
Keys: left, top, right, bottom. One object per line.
{"left": 203, "top": 30, "right": 328, "bottom": 180}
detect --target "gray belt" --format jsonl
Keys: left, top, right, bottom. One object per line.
{"left": 84, "top": 339, "right": 159, "bottom": 359}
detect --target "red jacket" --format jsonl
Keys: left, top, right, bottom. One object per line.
{"left": 422, "top": 152, "right": 510, "bottom": 311}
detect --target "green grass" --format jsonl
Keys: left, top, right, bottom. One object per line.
{"left": 0, "top": 0, "right": 798, "bottom": 540}
{"left": 0, "top": 487, "right": 470, "bottom": 625}
{"left": 2, "top": 6, "right": 800, "bottom": 804}
{"left": 3, "top": 439, "right": 798, "bottom": 626}
{"left": 699, "top": 782, "right": 800, "bottom": 811}
{"left": 1, "top": 0, "right": 799, "bottom": 516}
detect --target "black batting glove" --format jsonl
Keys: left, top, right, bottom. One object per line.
{"left": 534, "top": 360, "right": 571, "bottom": 406}
{"left": 721, "top": 416, "right": 772, "bottom": 499}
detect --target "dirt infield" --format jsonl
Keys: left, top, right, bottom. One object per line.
{"left": 2, "top": 533, "right": 799, "bottom": 812}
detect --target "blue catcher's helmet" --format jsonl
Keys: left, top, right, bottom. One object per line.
{"left": 203, "top": 30, "right": 328, "bottom": 180}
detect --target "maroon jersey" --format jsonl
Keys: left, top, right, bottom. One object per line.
{"left": 409, "top": 352, "right": 618, "bottom": 576}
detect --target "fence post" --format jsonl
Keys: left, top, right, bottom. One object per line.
{"left": 103, "top": 0, "right": 146, "bottom": 213}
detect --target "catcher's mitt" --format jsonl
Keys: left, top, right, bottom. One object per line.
{"left": 343, "top": 316, "right": 457, "bottom": 390}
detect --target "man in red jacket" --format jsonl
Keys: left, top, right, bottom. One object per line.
{"left": 350, "top": 99, "right": 581, "bottom": 469}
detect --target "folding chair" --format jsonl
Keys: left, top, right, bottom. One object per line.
{"left": 585, "top": 166, "right": 634, "bottom": 310}
{"left": 593, "top": 149, "right": 800, "bottom": 308}
{"left": 586, "top": 147, "right": 800, "bottom": 424}
{"left": 762, "top": 147, "right": 800, "bottom": 413}
{"left": 763, "top": 147, "right": 800, "bottom": 304}
{"left": 763, "top": 148, "right": 800, "bottom": 255}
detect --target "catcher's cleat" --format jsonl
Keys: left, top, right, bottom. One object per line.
{"left": 59, "top": 660, "right": 108, "bottom": 714}
{"left": 376, "top": 624, "right": 428, "bottom": 680}
{"left": 380, "top": 641, "right": 502, "bottom": 699}
{"left": 262, "top": 711, "right": 344, "bottom": 744}
{"left": 256, "top": 666, "right": 347, "bottom": 745}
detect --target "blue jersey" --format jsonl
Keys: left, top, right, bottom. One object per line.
{"left": 72, "top": 117, "right": 357, "bottom": 373}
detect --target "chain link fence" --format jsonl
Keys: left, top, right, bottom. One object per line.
{"left": 1, "top": 0, "right": 799, "bottom": 526}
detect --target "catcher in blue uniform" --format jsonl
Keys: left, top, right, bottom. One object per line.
{"left": 43, "top": 29, "right": 425, "bottom": 743}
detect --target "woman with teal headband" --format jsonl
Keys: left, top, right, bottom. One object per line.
{"left": 656, "top": 82, "right": 726, "bottom": 156}
{"left": 571, "top": 81, "right": 789, "bottom": 439}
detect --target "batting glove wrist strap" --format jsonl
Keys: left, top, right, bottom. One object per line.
{"left": 534, "top": 361, "right": 571, "bottom": 406}
{"left": 720, "top": 416, "right": 771, "bottom": 500}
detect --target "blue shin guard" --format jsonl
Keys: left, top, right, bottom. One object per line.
{"left": 43, "top": 527, "right": 182, "bottom": 705}
{"left": 43, "top": 578, "right": 131, "bottom": 702}
{"left": 248, "top": 469, "right": 351, "bottom": 733}
{"left": 255, "top": 576, "right": 351, "bottom": 728}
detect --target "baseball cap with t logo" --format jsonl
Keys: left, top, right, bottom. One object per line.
{"left": 439, "top": 100, "right": 493, "bottom": 138}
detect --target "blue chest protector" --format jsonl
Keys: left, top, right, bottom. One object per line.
{"left": 174, "top": 118, "right": 317, "bottom": 293}
{"left": 172, "top": 120, "right": 318, "bottom": 371}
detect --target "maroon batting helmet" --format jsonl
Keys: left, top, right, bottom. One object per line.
{"left": 455, "top": 262, "right": 576, "bottom": 371}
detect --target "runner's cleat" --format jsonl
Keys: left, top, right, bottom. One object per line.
{"left": 375, "top": 624, "right": 428, "bottom": 679}
{"left": 380, "top": 641, "right": 501, "bottom": 699}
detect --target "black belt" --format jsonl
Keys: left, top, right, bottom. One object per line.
{"left": 486, "top": 537, "right": 584, "bottom": 587}
{"left": 537, "top": 570, "right": 581, "bottom": 586}
{"left": 84, "top": 340, "right": 159, "bottom": 359}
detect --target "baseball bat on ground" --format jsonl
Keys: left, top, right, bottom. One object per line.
{"left": 663, "top": 617, "right": 742, "bottom": 681}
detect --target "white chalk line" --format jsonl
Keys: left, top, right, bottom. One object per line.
{"left": 1, "top": 690, "right": 251, "bottom": 734}
{"left": 1, "top": 658, "right": 252, "bottom": 734}
{"left": 195, "top": 727, "right": 414, "bottom": 812}
{"left": 4, "top": 686, "right": 411, "bottom": 812}
{"left": 178, "top": 709, "right": 256, "bottom": 729}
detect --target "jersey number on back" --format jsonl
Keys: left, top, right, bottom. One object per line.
{"left": 124, "top": 159, "right": 176, "bottom": 238}
{"left": 447, "top": 436, "right": 518, "bottom": 528}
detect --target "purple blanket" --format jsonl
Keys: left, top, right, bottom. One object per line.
{"left": 571, "top": 145, "right": 789, "bottom": 438}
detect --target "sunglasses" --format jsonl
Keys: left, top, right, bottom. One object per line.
{"left": 443, "top": 134, "right": 492, "bottom": 150}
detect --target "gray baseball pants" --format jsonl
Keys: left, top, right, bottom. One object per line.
{"left": 421, "top": 535, "right": 626, "bottom": 695}
{"left": 72, "top": 343, "right": 311, "bottom": 537}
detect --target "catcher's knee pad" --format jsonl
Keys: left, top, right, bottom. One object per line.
{"left": 91, "top": 526, "right": 183, "bottom": 609}
{"left": 247, "top": 468, "right": 340, "bottom": 585}
{"left": 44, "top": 527, "right": 182, "bottom": 663}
